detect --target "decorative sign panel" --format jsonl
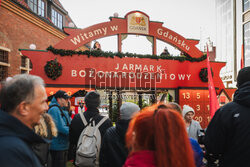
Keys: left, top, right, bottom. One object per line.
{"left": 179, "top": 89, "right": 211, "bottom": 129}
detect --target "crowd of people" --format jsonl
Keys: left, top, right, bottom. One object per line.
{"left": 0, "top": 66, "right": 250, "bottom": 167}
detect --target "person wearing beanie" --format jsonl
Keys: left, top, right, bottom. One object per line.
{"left": 182, "top": 105, "right": 202, "bottom": 141}
{"left": 99, "top": 102, "right": 140, "bottom": 167}
{"left": 69, "top": 91, "right": 112, "bottom": 165}
{"left": 205, "top": 67, "right": 250, "bottom": 167}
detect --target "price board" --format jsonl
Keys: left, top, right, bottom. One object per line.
{"left": 179, "top": 89, "right": 211, "bottom": 129}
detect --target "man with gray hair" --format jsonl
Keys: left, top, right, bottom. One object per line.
{"left": 0, "top": 74, "right": 48, "bottom": 167}
{"left": 99, "top": 102, "right": 140, "bottom": 167}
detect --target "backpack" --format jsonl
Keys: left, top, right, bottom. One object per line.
{"left": 75, "top": 112, "right": 108, "bottom": 167}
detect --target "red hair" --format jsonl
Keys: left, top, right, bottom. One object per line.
{"left": 126, "top": 104, "right": 195, "bottom": 167}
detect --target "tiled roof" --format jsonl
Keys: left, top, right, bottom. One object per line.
{"left": 65, "top": 15, "right": 76, "bottom": 27}
{"left": 53, "top": 0, "right": 66, "bottom": 11}
{"left": 16, "top": 0, "right": 30, "bottom": 9}
{"left": 10, "top": 0, "right": 77, "bottom": 34}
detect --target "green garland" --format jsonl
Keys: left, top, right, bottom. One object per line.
{"left": 47, "top": 46, "right": 207, "bottom": 62}
{"left": 44, "top": 58, "right": 62, "bottom": 80}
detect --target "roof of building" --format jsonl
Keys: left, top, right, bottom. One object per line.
{"left": 12, "top": 0, "right": 75, "bottom": 29}
{"left": 218, "top": 88, "right": 237, "bottom": 101}
{"left": 53, "top": 0, "right": 67, "bottom": 12}
{"left": 16, "top": 0, "right": 29, "bottom": 8}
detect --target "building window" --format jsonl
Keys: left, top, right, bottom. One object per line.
{"left": 0, "top": 50, "right": 8, "bottom": 63}
{"left": 0, "top": 50, "right": 9, "bottom": 81}
{"left": 28, "top": 0, "right": 37, "bottom": 13}
{"left": 244, "top": 22, "right": 250, "bottom": 67}
{"left": 38, "top": 0, "right": 45, "bottom": 17}
{"left": 21, "top": 56, "right": 26, "bottom": 68}
{"left": 28, "top": 0, "right": 45, "bottom": 17}
{"left": 52, "top": 8, "right": 63, "bottom": 29}
{"left": 243, "top": 0, "right": 250, "bottom": 12}
{"left": 20, "top": 56, "right": 32, "bottom": 74}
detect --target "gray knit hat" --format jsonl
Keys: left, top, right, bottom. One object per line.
{"left": 182, "top": 105, "right": 195, "bottom": 117}
{"left": 120, "top": 102, "right": 140, "bottom": 120}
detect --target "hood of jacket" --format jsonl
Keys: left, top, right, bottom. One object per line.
{"left": 49, "top": 97, "right": 60, "bottom": 107}
{"left": 34, "top": 113, "right": 57, "bottom": 139}
{"left": 233, "top": 81, "right": 250, "bottom": 107}
{"left": 0, "top": 110, "right": 45, "bottom": 144}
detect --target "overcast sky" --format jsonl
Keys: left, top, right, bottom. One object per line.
{"left": 60, "top": 0, "right": 216, "bottom": 55}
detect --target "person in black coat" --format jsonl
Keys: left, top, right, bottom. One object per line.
{"left": 205, "top": 67, "right": 250, "bottom": 167}
{"left": 99, "top": 102, "right": 140, "bottom": 167}
{"left": 0, "top": 74, "right": 48, "bottom": 167}
{"left": 33, "top": 113, "right": 58, "bottom": 167}
{"left": 69, "top": 91, "right": 112, "bottom": 165}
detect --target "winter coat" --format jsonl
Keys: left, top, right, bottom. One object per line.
{"left": 0, "top": 110, "right": 45, "bottom": 167}
{"left": 123, "top": 150, "right": 156, "bottom": 167}
{"left": 48, "top": 97, "right": 71, "bottom": 151}
{"left": 69, "top": 107, "right": 112, "bottom": 162}
{"left": 187, "top": 120, "right": 202, "bottom": 141}
{"left": 33, "top": 113, "right": 58, "bottom": 167}
{"left": 205, "top": 81, "right": 250, "bottom": 167}
{"left": 99, "top": 119, "right": 130, "bottom": 167}
{"left": 189, "top": 138, "right": 203, "bottom": 167}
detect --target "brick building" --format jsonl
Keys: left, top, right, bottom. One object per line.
{"left": 0, "top": 0, "right": 88, "bottom": 80}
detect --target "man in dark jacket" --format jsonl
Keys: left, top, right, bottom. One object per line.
{"left": 0, "top": 74, "right": 48, "bottom": 167}
{"left": 69, "top": 91, "right": 112, "bottom": 164}
{"left": 99, "top": 102, "right": 140, "bottom": 167}
{"left": 205, "top": 67, "right": 250, "bottom": 167}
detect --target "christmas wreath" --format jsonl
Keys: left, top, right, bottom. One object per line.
{"left": 199, "top": 68, "right": 213, "bottom": 82}
{"left": 44, "top": 58, "right": 62, "bottom": 80}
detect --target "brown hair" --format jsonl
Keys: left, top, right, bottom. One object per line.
{"left": 126, "top": 104, "right": 195, "bottom": 167}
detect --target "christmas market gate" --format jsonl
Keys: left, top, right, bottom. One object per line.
{"left": 20, "top": 11, "right": 226, "bottom": 128}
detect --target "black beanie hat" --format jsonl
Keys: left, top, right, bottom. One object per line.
{"left": 84, "top": 91, "right": 101, "bottom": 108}
{"left": 237, "top": 67, "right": 250, "bottom": 87}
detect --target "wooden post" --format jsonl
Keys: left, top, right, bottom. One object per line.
{"left": 150, "top": 90, "right": 156, "bottom": 104}
{"left": 117, "top": 89, "right": 122, "bottom": 120}
{"left": 153, "top": 36, "right": 157, "bottom": 55}
{"left": 138, "top": 92, "right": 143, "bottom": 109}
{"left": 108, "top": 91, "right": 113, "bottom": 119}
{"left": 118, "top": 34, "right": 122, "bottom": 52}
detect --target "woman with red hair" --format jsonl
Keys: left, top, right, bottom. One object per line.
{"left": 124, "top": 104, "right": 195, "bottom": 167}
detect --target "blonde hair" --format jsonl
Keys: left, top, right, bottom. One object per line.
{"left": 34, "top": 113, "right": 57, "bottom": 138}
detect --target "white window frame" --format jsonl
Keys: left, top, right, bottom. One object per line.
{"left": 0, "top": 47, "right": 10, "bottom": 81}
{"left": 52, "top": 8, "right": 63, "bottom": 29}
{"left": 20, "top": 55, "right": 31, "bottom": 74}
{"left": 28, "top": 0, "right": 45, "bottom": 17}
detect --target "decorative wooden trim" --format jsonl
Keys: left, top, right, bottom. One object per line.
{"left": 20, "top": 66, "right": 31, "bottom": 70}
{"left": 0, "top": 62, "right": 10, "bottom": 67}
{"left": 2, "top": 0, "right": 67, "bottom": 39}
{"left": 0, "top": 46, "right": 11, "bottom": 52}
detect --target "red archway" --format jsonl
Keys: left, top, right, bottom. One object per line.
{"left": 20, "top": 11, "right": 225, "bottom": 128}
{"left": 55, "top": 11, "right": 202, "bottom": 58}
